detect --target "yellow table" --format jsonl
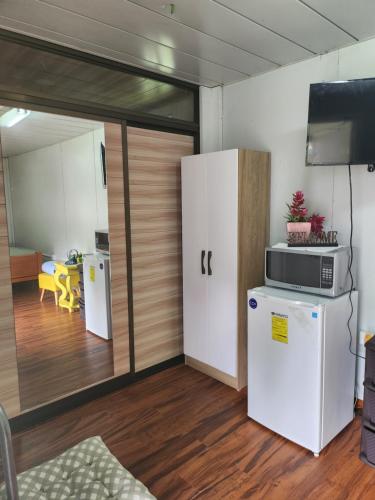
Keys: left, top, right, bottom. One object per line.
{"left": 54, "top": 262, "right": 80, "bottom": 313}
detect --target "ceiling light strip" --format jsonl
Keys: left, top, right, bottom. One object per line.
{"left": 0, "top": 108, "right": 30, "bottom": 127}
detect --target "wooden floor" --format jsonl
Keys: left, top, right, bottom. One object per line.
{"left": 13, "top": 282, "right": 114, "bottom": 411}
{"left": 11, "top": 364, "right": 375, "bottom": 499}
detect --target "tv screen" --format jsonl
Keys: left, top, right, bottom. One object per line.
{"left": 306, "top": 78, "right": 375, "bottom": 166}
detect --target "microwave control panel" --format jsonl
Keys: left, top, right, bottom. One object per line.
{"left": 321, "top": 256, "right": 334, "bottom": 288}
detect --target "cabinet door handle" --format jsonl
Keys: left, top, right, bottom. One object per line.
{"left": 208, "top": 251, "right": 212, "bottom": 276}
{"left": 201, "top": 250, "right": 206, "bottom": 275}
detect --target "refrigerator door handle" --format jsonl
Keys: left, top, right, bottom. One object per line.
{"left": 208, "top": 251, "right": 212, "bottom": 276}
{"left": 201, "top": 250, "right": 206, "bottom": 275}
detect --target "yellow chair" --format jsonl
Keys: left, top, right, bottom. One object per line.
{"left": 38, "top": 272, "right": 60, "bottom": 305}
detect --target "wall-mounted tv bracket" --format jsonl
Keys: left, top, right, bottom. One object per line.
{"left": 368, "top": 164, "right": 375, "bottom": 172}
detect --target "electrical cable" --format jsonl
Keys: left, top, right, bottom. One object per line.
{"left": 347, "top": 164, "right": 365, "bottom": 360}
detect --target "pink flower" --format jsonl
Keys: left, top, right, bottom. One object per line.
{"left": 291, "top": 207, "right": 300, "bottom": 216}
{"left": 309, "top": 213, "right": 325, "bottom": 235}
{"left": 293, "top": 191, "right": 304, "bottom": 205}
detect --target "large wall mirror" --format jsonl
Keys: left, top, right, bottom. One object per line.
{"left": 0, "top": 106, "right": 128, "bottom": 413}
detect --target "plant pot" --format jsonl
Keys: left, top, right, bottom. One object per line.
{"left": 287, "top": 222, "right": 311, "bottom": 237}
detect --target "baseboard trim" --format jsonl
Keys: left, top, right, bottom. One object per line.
{"left": 10, "top": 355, "right": 184, "bottom": 433}
{"left": 185, "top": 355, "right": 239, "bottom": 390}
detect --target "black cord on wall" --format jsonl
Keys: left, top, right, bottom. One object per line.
{"left": 347, "top": 164, "right": 365, "bottom": 360}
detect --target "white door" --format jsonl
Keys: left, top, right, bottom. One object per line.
{"left": 206, "top": 150, "right": 238, "bottom": 377}
{"left": 247, "top": 288, "right": 323, "bottom": 454}
{"left": 181, "top": 155, "right": 208, "bottom": 362}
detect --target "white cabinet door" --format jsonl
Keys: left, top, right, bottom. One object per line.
{"left": 181, "top": 155, "right": 209, "bottom": 362}
{"left": 206, "top": 150, "right": 238, "bottom": 377}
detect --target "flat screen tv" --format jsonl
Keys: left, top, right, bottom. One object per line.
{"left": 306, "top": 78, "right": 375, "bottom": 166}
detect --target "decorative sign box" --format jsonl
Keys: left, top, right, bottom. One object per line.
{"left": 287, "top": 230, "right": 339, "bottom": 247}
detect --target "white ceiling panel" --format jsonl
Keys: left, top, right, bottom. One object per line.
{"left": 0, "top": 108, "right": 103, "bottom": 157}
{"left": 0, "top": 0, "right": 246, "bottom": 86}
{"left": 0, "top": 0, "right": 374, "bottom": 87}
{"left": 42, "top": 0, "right": 276, "bottom": 76}
{"left": 304, "top": 0, "right": 375, "bottom": 40}
{"left": 130, "top": 0, "right": 313, "bottom": 64}
{"left": 213, "top": 0, "right": 356, "bottom": 53}
{"left": 0, "top": 16, "right": 219, "bottom": 87}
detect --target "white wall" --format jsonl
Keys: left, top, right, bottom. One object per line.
{"left": 218, "top": 38, "right": 375, "bottom": 399}
{"left": 200, "top": 86, "right": 223, "bottom": 153}
{"left": 8, "top": 128, "right": 107, "bottom": 260}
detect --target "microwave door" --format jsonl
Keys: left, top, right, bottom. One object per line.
{"left": 266, "top": 252, "right": 322, "bottom": 288}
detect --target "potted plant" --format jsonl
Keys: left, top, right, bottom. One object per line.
{"left": 285, "top": 190, "right": 311, "bottom": 236}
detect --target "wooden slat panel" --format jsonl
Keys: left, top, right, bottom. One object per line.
{"left": 0, "top": 136, "right": 21, "bottom": 417}
{"left": 105, "top": 123, "right": 123, "bottom": 152}
{"left": 104, "top": 123, "right": 130, "bottom": 376}
{"left": 0, "top": 205, "right": 8, "bottom": 238}
{"left": 127, "top": 126, "right": 194, "bottom": 371}
{"left": 131, "top": 232, "right": 181, "bottom": 257}
{"left": 237, "top": 149, "right": 270, "bottom": 390}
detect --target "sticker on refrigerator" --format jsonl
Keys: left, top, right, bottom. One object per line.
{"left": 249, "top": 298, "right": 257, "bottom": 309}
{"left": 89, "top": 265, "right": 96, "bottom": 282}
{"left": 271, "top": 312, "right": 288, "bottom": 344}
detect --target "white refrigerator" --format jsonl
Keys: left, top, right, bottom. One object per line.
{"left": 247, "top": 286, "right": 358, "bottom": 456}
{"left": 83, "top": 254, "right": 112, "bottom": 340}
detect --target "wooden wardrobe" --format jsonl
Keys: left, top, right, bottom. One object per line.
{"left": 102, "top": 123, "right": 195, "bottom": 375}
{"left": 0, "top": 122, "right": 194, "bottom": 418}
{"left": 127, "top": 127, "right": 194, "bottom": 371}
{"left": 181, "top": 149, "right": 270, "bottom": 390}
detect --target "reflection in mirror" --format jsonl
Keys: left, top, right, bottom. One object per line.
{"left": 0, "top": 38, "right": 195, "bottom": 123}
{"left": 0, "top": 106, "right": 114, "bottom": 410}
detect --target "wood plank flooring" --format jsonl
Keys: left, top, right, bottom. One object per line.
{"left": 11, "top": 364, "right": 375, "bottom": 499}
{"left": 13, "top": 282, "right": 114, "bottom": 411}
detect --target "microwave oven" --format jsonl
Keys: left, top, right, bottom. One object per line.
{"left": 265, "top": 245, "right": 355, "bottom": 297}
{"left": 95, "top": 230, "right": 109, "bottom": 255}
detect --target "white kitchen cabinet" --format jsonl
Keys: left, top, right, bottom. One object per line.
{"left": 181, "top": 149, "right": 270, "bottom": 390}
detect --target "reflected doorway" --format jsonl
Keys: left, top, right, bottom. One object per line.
{"left": 0, "top": 106, "right": 114, "bottom": 410}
